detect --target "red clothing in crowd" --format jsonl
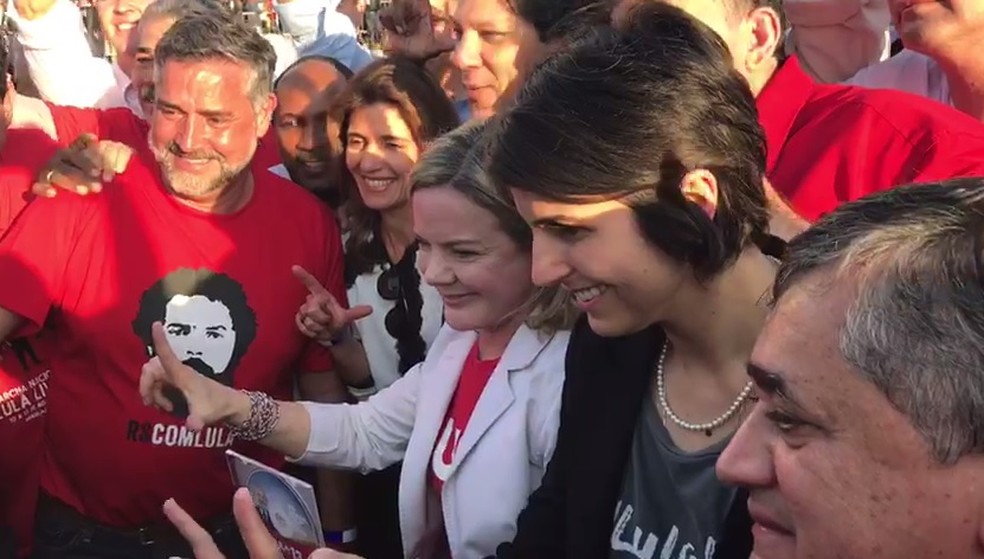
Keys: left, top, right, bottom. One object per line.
{"left": 48, "top": 105, "right": 148, "bottom": 148}
{"left": 760, "top": 56, "right": 984, "bottom": 221}
{"left": 0, "top": 128, "right": 60, "bottom": 558}
{"left": 0, "top": 128, "right": 58, "bottom": 236}
{"left": 425, "top": 342, "right": 501, "bottom": 559}
{"left": 429, "top": 342, "right": 501, "bottom": 495}
{"left": 0, "top": 114, "right": 346, "bottom": 527}
{"left": 254, "top": 127, "right": 283, "bottom": 172}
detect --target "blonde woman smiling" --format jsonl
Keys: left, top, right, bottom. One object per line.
{"left": 141, "top": 121, "right": 576, "bottom": 559}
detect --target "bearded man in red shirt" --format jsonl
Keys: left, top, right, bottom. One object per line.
{"left": 0, "top": 11, "right": 347, "bottom": 559}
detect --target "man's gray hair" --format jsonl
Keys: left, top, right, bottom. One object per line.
{"left": 141, "top": 0, "right": 225, "bottom": 24}
{"left": 154, "top": 11, "right": 276, "bottom": 102}
{"left": 774, "top": 178, "right": 984, "bottom": 464}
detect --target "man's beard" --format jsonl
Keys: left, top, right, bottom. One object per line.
{"left": 150, "top": 137, "right": 251, "bottom": 198}
{"left": 182, "top": 356, "right": 232, "bottom": 387}
{"left": 285, "top": 150, "right": 341, "bottom": 207}
{"left": 183, "top": 356, "right": 216, "bottom": 376}
{"left": 285, "top": 151, "right": 332, "bottom": 187}
{"left": 159, "top": 356, "right": 226, "bottom": 417}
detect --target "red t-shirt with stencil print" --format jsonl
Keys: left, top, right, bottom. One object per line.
{"left": 0, "top": 126, "right": 345, "bottom": 529}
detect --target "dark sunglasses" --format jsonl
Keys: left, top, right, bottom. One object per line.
{"left": 377, "top": 266, "right": 411, "bottom": 340}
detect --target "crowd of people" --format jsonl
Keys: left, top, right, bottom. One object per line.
{"left": 0, "top": 0, "right": 983, "bottom": 556}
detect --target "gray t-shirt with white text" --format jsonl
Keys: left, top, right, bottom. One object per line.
{"left": 609, "top": 398, "right": 738, "bottom": 559}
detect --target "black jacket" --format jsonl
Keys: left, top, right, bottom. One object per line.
{"left": 493, "top": 318, "right": 753, "bottom": 558}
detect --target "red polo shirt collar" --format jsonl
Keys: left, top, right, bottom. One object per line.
{"left": 756, "top": 56, "right": 815, "bottom": 175}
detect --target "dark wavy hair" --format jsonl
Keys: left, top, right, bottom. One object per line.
{"left": 335, "top": 57, "right": 458, "bottom": 375}
{"left": 487, "top": 2, "right": 778, "bottom": 281}
{"left": 336, "top": 56, "right": 460, "bottom": 277}
{"left": 508, "top": 0, "right": 610, "bottom": 43}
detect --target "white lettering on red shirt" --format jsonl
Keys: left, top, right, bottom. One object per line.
{"left": 429, "top": 341, "right": 500, "bottom": 494}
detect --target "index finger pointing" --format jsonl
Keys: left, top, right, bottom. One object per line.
{"left": 292, "top": 265, "right": 330, "bottom": 296}
{"left": 151, "top": 322, "right": 183, "bottom": 371}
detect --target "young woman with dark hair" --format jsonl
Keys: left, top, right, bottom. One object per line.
{"left": 486, "top": 4, "right": 783, "bottom": 558}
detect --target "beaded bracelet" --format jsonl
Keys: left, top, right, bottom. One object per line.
{"left": 227, "top": 390, "right": 280, "bottom": 441}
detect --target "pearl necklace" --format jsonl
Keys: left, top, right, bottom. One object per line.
{"left": 655, "top": 340, "right": 754, "bottom": 437}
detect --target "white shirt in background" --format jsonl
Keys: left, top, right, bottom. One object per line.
{"left": 10, "top": 0, "right": 128, "bottom": 109}
{"left": 783, "top": 0, "right": 892, "bottom": 83}
{"left": 9, "top": 0, "right": 309, "bottom": 119}
{"left": 846, "top": 49, "right": 951, "bottom": 106}
{"left": 346, "top": 258, "right": 444, "bottom": 390}
{"left": 783, "top": 0, "right": 955, "bottom": 110}
{"left": 275, "top": 0, "right": 374, "bottom": 72}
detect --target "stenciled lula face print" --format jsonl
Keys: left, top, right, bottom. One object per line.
{"left": 163, "top": 294, "right": 236, "bottom": 378}
{"left": 133, "top": 268, "right": 257, "bottom": 388}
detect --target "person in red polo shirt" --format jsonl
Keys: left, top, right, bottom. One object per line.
{"left": 0, "top": 12, "right": 346, "bottom": 559}
{"left": 0, "top": 133, "right": 59, "bottom": 559}
{"left": 614, "top": 0, "right": 984, "bottom": 222}
{"left": 0, "top": 64, "right": 63, "bottom": 559}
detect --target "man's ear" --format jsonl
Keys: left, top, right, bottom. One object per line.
{"left": 2, "top": 76, "right": 15, "bottom": 124}
{"left": 743, "top": 7, "right": 783, "bottom": 72}
{"left": 255, "top": 92, "right": 277, "bottom": 139}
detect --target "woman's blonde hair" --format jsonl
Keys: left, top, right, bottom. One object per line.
{"left": 411, "top": 121, "right": 579, "bottom": 334}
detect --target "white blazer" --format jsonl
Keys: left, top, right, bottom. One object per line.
{"left": 295, "top": 323, "right": 570, "bottom": 558}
